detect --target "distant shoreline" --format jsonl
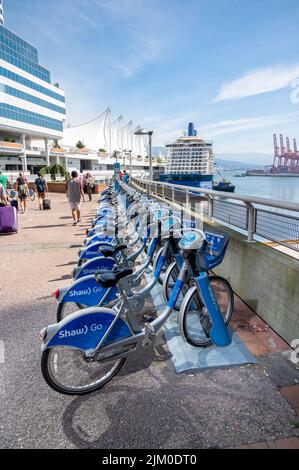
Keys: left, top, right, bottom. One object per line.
{"left": 246, "top": 173, "right": 299, "bottom": 177}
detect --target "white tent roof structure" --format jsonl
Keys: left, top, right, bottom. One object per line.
{"left": 61, "top": 108, "right": 147, "bottom": 156}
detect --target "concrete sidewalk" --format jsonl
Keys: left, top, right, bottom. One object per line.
{"left": 0, "top": 192, "right": 298, "bottom": 449}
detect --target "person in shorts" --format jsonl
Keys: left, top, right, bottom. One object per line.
{"left": 16, "top": 173, "right": 29, "bottom": 214}
{"left": 66, "top": 171, "right": 85, "bottom": 226}
{"left": 35, "top": 173, "right": 48, "bottom": 210}
{"left": 84, "top": 173, "right": 93, "bottom": 202}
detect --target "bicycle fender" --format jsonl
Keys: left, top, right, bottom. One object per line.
{"left": 79, "top": 241, "right": 114, "bottom": 261}
{"left": 74, "top": 257, "right": 117, "bottom": 281}
{"left": 42, "top": 307, "right": 132, "bottom": 352}
{"left": 59, "top": 275, "right": 119, "bottom": 307}
{"left": 85, "top": 235, "right": 115, "bottom": 247}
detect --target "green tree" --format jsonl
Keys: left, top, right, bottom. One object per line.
{"left": 52, "top": 139, "right": 61, "bottom": 149}
{"left": 76, "top": 140, "right": 85, "bottom": 149}
{"left": 99, "top": 148, "right": 107, "bottom": 153}
{"left": 41, "top": 164, "right": 70, "bottom": 181}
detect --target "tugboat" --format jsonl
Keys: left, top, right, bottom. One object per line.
{"left": 159, "top": 123, "right": 214, "bottom": 190}
{"left": 213, "top": 178, "right": 236, "bottom": 193}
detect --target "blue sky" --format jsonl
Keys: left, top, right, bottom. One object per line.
{"left": 5, "top": 0, "right": 299, "bottom": 160}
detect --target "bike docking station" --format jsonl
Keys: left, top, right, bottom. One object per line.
{"left": 148, "top": 275, "right": 257, "bottom": 373}
{"left": 39, "top": 181, "right": 257, "bottom": 396}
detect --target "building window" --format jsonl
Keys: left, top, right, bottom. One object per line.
{"left": 0, "top": 103, "right": 63, "bottom": 131}
{"left": 0, "top": 67, "right": 65, "bottom": 103}
{"left": 2, "top": 85, "right": 65, "bottom": 115}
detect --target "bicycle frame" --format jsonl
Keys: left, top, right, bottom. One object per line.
{"left": 43, "top": 257, "right": 231, "bottom": 362}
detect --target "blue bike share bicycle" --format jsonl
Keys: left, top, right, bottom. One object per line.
{"left": 40, "top": 183, "right": 234, "bottom": 395}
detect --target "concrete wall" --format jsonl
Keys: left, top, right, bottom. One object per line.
{"left": 205, "top": 221, "right": 299, "bottom": 345}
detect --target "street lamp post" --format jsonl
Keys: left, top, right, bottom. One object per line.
{"left": 134, "top": 128, "right": 154, "bottom": 183}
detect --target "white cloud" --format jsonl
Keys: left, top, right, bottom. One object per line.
{"left": 214, "top": 64, "right": 299, "bottom": 102}
{"left": 152, "top": 111, "right": 299, "bottom": 146}
{"left": 202, "top": 112, "right": 299, "bottom": 137}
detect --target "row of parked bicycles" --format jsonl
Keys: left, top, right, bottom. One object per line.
{"left": 40, "top": 182, "right": 234, "bottom": 396}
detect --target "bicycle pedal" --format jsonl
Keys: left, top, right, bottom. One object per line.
{"left": 142, "top": 314, "right": 155, "bottom": 322}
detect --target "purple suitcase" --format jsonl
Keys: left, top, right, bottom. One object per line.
{"left": 0, "top": 206, "right": 18, "bottom": 234}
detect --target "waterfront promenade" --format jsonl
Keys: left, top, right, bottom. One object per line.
{"left": 0, "top": 193, "right": 298, "bottom": 449}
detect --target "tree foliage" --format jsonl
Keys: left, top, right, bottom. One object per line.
{"left": 41, "top": 164, "right": 70, "bottom": 181}
{"left": 76, "top": 140, "right": 85, "bottom": 149}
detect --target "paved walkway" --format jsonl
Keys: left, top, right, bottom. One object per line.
{"left": 0, "top": 192, "right": 298, "bottom": 449}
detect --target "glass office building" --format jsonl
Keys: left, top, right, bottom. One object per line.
{"left": 0, "top": 1, "right": 66, "bottom": 173}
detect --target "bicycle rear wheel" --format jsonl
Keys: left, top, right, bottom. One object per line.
{"left": 180, "top": 276, "right": 234, "bottom": 348}
{"left": 57, "top": 301, "right": 85, "bottom": 322}
{"left": 41, "top": 347, "right": 126, "bottom": 395}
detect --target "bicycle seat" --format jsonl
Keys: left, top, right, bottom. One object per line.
{"left": 95, "top": 268, "right": 133, "bottom": 288}
{"left": 99, "top": 245, "right": 127, "bottom": 257}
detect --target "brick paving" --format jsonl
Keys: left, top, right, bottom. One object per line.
{"left": 235, "top": 437, "right": 299, "bottom": 449}
{"left": 231, "top": 295, "right": 291, "bottom": 357}
{"left": 281, "top": 385, "right": 299, "bottom": 417}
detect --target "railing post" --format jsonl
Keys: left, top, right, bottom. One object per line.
{"left": 162, "top": 184, "right": 165, "bottom": 200}
{"left": 245, "top": 202, "right": 255, "bottom": 242}
{"left": 186, "top": 191, "right": 190, "bottom": 212}
{"left": 172, "top": 186, "right": 175, "bottom": 204}
{"left": 207, "top": 195, "right": 214, "bottom": 221}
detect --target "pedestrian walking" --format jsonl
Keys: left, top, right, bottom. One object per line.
{"left": 85, "top": 173, "right": 93, "bottom": 202}
{"left": 16, "top": 173, "right": 29, "bottom": 214}
{"left": 0, "top": 171, "right": 8, "bottom": 190}
{"left": 35, "top": 173, "right": 49, "bottom": 210}
{"left": 66, "top": 171, "right": 85, "bottom": 226}
{"left": 0, "top": 182, "right": 8, "bottom": 206}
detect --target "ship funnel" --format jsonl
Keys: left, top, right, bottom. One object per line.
{"left": 188, "top": 123, "right": 195, "bottom": 137}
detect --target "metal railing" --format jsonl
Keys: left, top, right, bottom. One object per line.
{"left": 130, "top": 177, "right": 299, "bottom": 253}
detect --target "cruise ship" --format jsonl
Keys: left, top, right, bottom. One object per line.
{"left": 159, "top": 123, "right": 215, "bottom": 189}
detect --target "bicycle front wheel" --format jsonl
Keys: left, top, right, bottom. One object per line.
{"left": 163, "top": 262, "right": 190, "bottom": 311}
{"left": 152, "top": 246, "right": 169, "bottom": 285}
{"left": 180, "top": 276, "right": 234, "bottom": 348}
{"left": 41, "top": 347, "right": 126, "bottom": 395}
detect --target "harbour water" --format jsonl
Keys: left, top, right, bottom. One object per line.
{"left": 219, "top": 171, "right": 299, "bottom": 203}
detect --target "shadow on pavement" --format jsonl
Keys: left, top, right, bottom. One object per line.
{"left": 61, "top": 379, "right": 202, "bottom": 449}
{"left": 57, "top": 261, "right": 78, "bottom": 267}
{"left": 49, "top": 274, "right": 73, "bottom": 282}
{"left": 23, "top": 224, "right": 70, "bottom": 229}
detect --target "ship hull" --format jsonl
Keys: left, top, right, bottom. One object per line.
{"left": 159, "top": 173, "right": 214, "bottom": 189}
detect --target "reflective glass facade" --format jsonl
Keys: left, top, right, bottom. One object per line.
{"left": 0, "top": 66, "right": 65, "bottom": 103}
{"left": 0, "top": 103, "right": 63, "bottom": 132}
{"left": 1, "top": 84, "right": 66, "bottom": 114}
{"left": 0, "top": 25, "right": 50, "bottom": 82}
{"left": 0, "top": 16, "right": 65, "bottom": 135}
